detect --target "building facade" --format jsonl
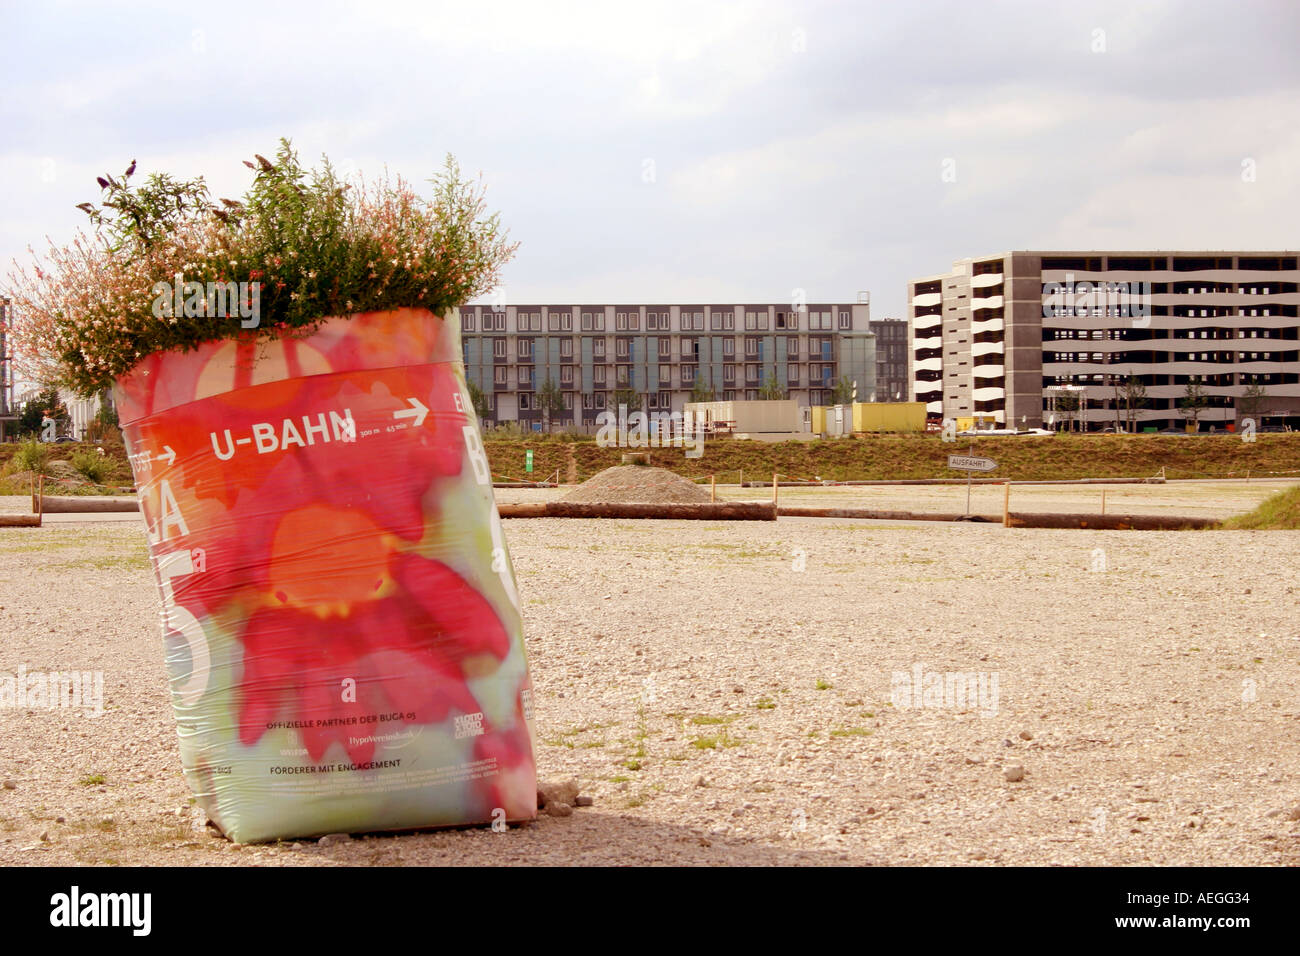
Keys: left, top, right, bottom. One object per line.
{"left": 460, "top": 301, "right": 875, "bottom": 428}
{"left": 869, "top": 318, "right": 909, "bottom": 402}
{"left": 909, "top": 251, "right": 1300, "bottom": 430}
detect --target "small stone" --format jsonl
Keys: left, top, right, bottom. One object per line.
{"left": 732, "top": 685, "right": 744, "bottom": 694}
{"left": 1003, "top": 764, "right": 1026, "bottom": 783}
{"left": 731, "top": 808, "right": 744, "bottom": 817}
{"left": 844, "top": 699, "right": 863, "bottom": 707}
{"left": 39, "top": 830, "right": 50, "bottom": 843}
{"left": 291, "top": 842, "right": 305, "bottom": 850}
{"left": 1, "top": 780, "right": 15, "bottom": 790}
{"left": 55, "top": 816, "right": 65, "bottom": 824}
{"left": 966, "top": 756, "right": 985, "bottom": 765}
{"left": 100, "top": 816, "right": 114, "bottom": 826}
{"left": 1018, "top": 730, "right": 1033, "bottom": 741}
{"left": 694, "top": 776, "right": 707, "bottom": 788}
{"left": 1001, "top": 739, "right": 1013, "bottom": 748}
{"left": 318, "top": 832, "right": 352, "bottom": 847}
{"left": 546, "top": 801, "right": 573, "bottom": 817}
{"left": 538, "top": 779, "right": 580, "bottom": 808}
{"left": 574, "top": 795, "right": 594, "bottom": 807}
{"left": 1287, "top": 806, "right": 1300, "bottom": 822}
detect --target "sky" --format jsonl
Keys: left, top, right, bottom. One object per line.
{"left": 2, "top": 0, "right": 1298, "bottom": 322}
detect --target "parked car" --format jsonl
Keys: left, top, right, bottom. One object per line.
{"left": 53, "top": 435, "right": 76, "bottom": 443}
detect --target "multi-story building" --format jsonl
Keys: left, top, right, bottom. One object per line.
{"left": 869, "top": 318, "right": 908, "bottom": 401}
{"left": 460, "top": 301, "right": 875, "bottom": 428}
{"left": 909, "top": 252, "right": 1300, "bottom": 430}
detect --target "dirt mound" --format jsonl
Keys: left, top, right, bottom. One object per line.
{"left": 563, "top": 465, "right": 712, "bottom": 504}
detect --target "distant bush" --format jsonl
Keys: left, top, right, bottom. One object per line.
{"left": 8, "top": 438, "right": 51, "bottom": 476}
{"left": 71, "top": 449, "right": 113, "bottom": 484}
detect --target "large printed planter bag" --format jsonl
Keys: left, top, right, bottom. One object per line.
{"left": 113, "top": 307, "right": 537, "bottom": 843}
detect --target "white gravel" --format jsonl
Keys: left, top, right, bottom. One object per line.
{"left": 1, "top": 484, "right": 1298, "bottom": 866}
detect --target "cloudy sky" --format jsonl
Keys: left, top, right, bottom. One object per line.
{"left": 3, "top": 0, "right": 1298, "bottom": 320}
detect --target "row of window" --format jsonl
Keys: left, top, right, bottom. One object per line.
{"left": 500, "top": 388, "right": 841, "bottom": 413}
{"left": 485, "top": 363, "right": 835, "bottom": 388}
{"left": 480, "top": 335, "right": 838, "bottom": 361}
{"left": 463, "top": 310, "right": 854, "bottom": 333}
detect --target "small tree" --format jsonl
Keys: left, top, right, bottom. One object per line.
{"left": 1179, "top": 378, "right": 1208, "bottom": 431}
{"left": 757, "top": 372, "right": 785, "bottom": 400}
{"left": 18, "top": 386, "right": 64, "bottom": 438}
{"left": 466, "top": 380, "right": 491, "bottom": 423}
{"left": 689, "top": 378, "right": 716, "bottom": 404}
{"left": 1119, "top": 376, "right": 1147, "bottom": 433}
{"left": 612, "top": 387, "right": 641, "bottom": 413}
{"left": 1238, "top": 380, "right": 1267, "bottom": 425}
{"left": 536, "top": 377, "right": 565, "bottom": 432}
{"left": 831, "top": 375, "right": 855, "bottom": 406}
{"left": 1052, "top": 390, "right": 1080, "bottom": 432}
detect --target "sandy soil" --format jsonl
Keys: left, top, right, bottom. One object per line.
{"left": 1, "top": 485, "right": 1298, "bottom": 866}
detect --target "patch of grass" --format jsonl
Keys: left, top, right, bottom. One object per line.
{"left": 689, "top": 714, "right": 736, "bottom": 725}
{"left": 815, "top": 679, "right": 832, "bottom": 691}
{"left": 862, "top": 711, "right": 875, "bottom": 718}
{"left": 542, "top": 736, "right": 575, "bottom": 749}
{"left": 78, "top": 774, "right": 106, "bottom": 787}
{"left": 690, "top": 733, "right": 742, "bottom": 750}
{"left": 755, "top": 697, "right": 776, "bottom": 710}
{"left": 623, "top": 759, "right": 643, "bottom": 771}
{"left": 1219, "top": 484, "right": 1300, "bottom": 529}
{"left": 609, "top": 774, "right": 630, "bottom": 783}
{"left": 70, "top": 450, "right": 113, "bottom": 484}
{"left": 579, "top": 740, "right": 606, "bottom": 749}
{"left": 829, "top": 727, "right": 873, "bottom": 737}
{"left": 7, "top": 438, "right": 51, "bottom": 476}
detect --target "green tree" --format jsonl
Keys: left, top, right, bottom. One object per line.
{"left": 536, "top": 377, "right": 565, "bottom": 432}
{"left": 830, "top": 375, "right": 856, "bottom": 406}
{"left": 1238, "top": 379, "right": 1267, "bottom": 424}
{"left": 689, "top": 378, "right": 716, "bottom": 404}
{"left": 18, "top": 387, "right": 63, "bottom": 437}
{"left": 466, "top": 380, "right": 491, "bottom": 422}
{"left": 757, "top": 371, "right": 785, "bottom": 400}
{"left": 612, "top": 387, "right": 642, "bottom": 412}
{"left": 1117, "top": 375, "right": 1147, "bottom": 433}
{"left": 1179, "top": 378, "right": 1208, "bottom": 431}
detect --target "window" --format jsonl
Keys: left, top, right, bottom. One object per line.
{"left": 682, "top": 365, "right": 696, "bottom": 385}
{"left": 595, "top": 312, "right": 605, "bottom": 331}
{"left": 723, "top": 339, "right": 735, "bottom": 358}
{"left": 681, "top": 337, "right": 700, "bottom": 361}
{"left": 787, "top": 364, "right": 800, "bottom": 385}
{"left": 746, "top": 364, "right": 761, "bottom": 383}
{"left": 560, "top": 339, "right": 573, "bottom": 359}
{"left": 518, "top": 366, "right": 533, "bottom": 387}
{"left": 745, "top": 389, "right": 758, "bottom": 401}
{"left": 593, "top": 339, "right": 606, "bottom": 359}
{"left": 519, "top": 392, "right": 532, "bottom": 410}
{"left": 723, "top": 364, "right": 735, "bottom": 384}
{"left": 658, "top": 338, "right": 671, "bottom": 358}
{"left": 562, "top": 392, "right": 573, "bottom": 410}
{"left": 560, "top": 365, "right": 574, "bottom": 385}
{"left": 489, "top": 312, "right": 505, "bottom": 331}
{"left": 616, "top": 312, "right": 628, "bottom": 331}
{"left": 461, "top": 312, "right": 476, "bottom": 332}
{"left": 494, "top": 366, "right": 507, "bottom": 385}
{"left": 493, "top": 338, "right": 507, "bottom": 358}
{"left": 548, "top": 311, "right": 559, "bottom": 331}
{"left": 839, "top": 311, "right": 851, "bottom": 330}
{"left": 581, "top": 312, "right": 592, "bottom": 331}
{"left": 786, "top": 336, "right": 799, "bottom": 358}
{"left": 582, "top": 393, "right": 593, "bottom": 409}
{"left": 776, "top": 311, "right": 797, "bottom": 331}
{"left": 594, "top": 365, "right": 607, "bottom": 385}
{"left": 745, "top": 337, "right": 759, "bottom": 357}
{"left": 560, "top": 312, "right": 572, "bottom": 331}
{"left": 616, "top": 338, "right": 630, "bottom": 359}
{"left": 517, "top": 338, "right": 533, "bottom": 360}
{"left": 724, "top": 310, "right": 734, "bottom": 331}
{"left": 628, "top": 312, "right": 639, "bottom": 331}
{"left": 710, "top": 310, "right": 722, "bottom": 330}
{"left": 690, "top": 310, "right": 704, "bottom": 331}
{"left": 658, "top": 391, "right": 670, "bottom": 408}
{"left": 595, "top": 392, "right": 606, "bottom": 409}
{"left": 648, "top": 393, "right": 659, "bottom": 410}
{"left": 616, "top": 365, "right": 630, "bottom": 386}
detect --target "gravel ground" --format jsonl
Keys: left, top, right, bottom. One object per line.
{"left": 1, "top": 484, "right": 1298, "bottom": 866}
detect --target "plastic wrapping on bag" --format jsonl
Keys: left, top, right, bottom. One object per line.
{"left": 113, "top": 308, "right": 536, "bottom": 843}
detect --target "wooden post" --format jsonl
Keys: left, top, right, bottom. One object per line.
{"left": 739, "top": 468, "right": 743, "bottom": 488}
{"left": 1002, "top": 481, "right": 1010, "bottom": 528}
{"left": 1101, "top": 488, "right": 1106, "bottom": 515}
{"left": 710, "top": 474, "right": 716, "bottom": 502}
{"left": 37, "top": 475, "right": 44, "bottom": 517}
{"left": 772, "top": 472, "right": 779, "bottom": 506}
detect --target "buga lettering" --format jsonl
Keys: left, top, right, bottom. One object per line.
{"left": 210, "top": 410, "right": 356, "bottom": 460}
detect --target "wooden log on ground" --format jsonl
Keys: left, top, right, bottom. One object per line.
{"left": 1004, "top": 512, "right": 1215, "bottom": 530}
{"left": 491, "top": 482, "right": 557, "bottom": 488}
{"left": 776, "top": 506, "right": 997, "bottom": 522}
{"left": 36, "top": 495, "right": 139, "bottom": 514}
{"left": 497, "top": 501, "right": 776, "bottom": 520}
{"left": 0, "top": 514, "right": 42, "bottom": 527}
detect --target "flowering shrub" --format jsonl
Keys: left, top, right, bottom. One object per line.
{"left": 8, "top": 139, "right": 517, "bottom": 394}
